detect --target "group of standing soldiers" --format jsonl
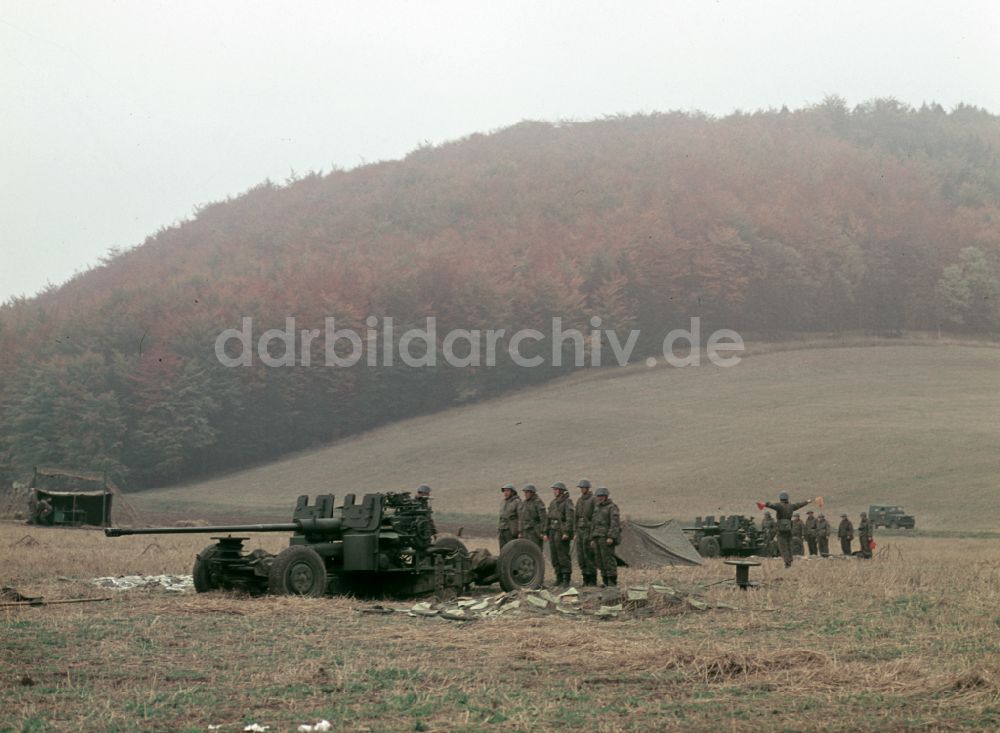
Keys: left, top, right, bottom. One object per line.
{"left": 498, "top": 479, "right": 621, "bottom": 587}
{"left": 760, "top": 492, "right": 874, "bottom": 567}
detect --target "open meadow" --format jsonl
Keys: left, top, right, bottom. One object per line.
{"left": 129, "top": 343, "right": 1000, "bottom": 531}
{"left": 3, "top": 522, "right": 1000, "bottom": 732}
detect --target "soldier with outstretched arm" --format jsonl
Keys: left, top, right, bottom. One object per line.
{"left": 758, "top": 491, "right": 813, "bottom": 568}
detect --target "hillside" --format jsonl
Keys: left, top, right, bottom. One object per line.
{"left": 3, "top": 99, "right": 1000, "bottom": 489}
{"left": 131, "top": 343, "right": 1000, "bottom": 529}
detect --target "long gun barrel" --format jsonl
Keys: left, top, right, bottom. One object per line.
{"left": 105, "top": 517, "right": 343, "bottom": 537}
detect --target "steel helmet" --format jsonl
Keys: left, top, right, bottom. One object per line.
{"left": 778, "top": 491, "right": 789, "bottom": 501}
{"left": 595, "top": 487, "right": 610, "bottom": 497}
{"left": 577, "top": 479, "right": 592, "bottom": 489}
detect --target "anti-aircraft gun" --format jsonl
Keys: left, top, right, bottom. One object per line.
{"left": 683, "top": 514, "right": 764, "bottom": 558}
{"left": 105, "top": 492, "right": 545, "bottom": 598}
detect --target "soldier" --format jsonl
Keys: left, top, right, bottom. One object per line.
{"left": 804, "top": 510, "right": 818, "bottom": 556}
{"left": 415, "top": 485, "right": 436, "bottom": 538}
{"left": 760, "top": 511, "right": 777, "bottom": 557}
{"left": 574, "top": 479, "right": 598, "bottom": 586}
{"left": 36, "top": 497, "right": 53, "bottom": 526}
{"left": 760, "top": 491, "right": 812, "bottom": 568}
{"left": 791, "top": 513, "right": 805, "bottom": 556}
{"left": 547, "top": 482, "right": 575, "bottom": 586}
{"left": 838, "top": 513, "right": 854, "bottom": 555}
{"left": 589, "top": 487, "right": 621, "bottom": 587}
{"left": 497, "top": 483, "right": 521, "bottom": 550}
{"left": 517, "top": 484, "right": 546, "bottom": 550}
{"left": 858, "top": 511, "right": 873, "bottom": 559}
{"left": 815, "top": 513, "right": 831, "bottom": 556}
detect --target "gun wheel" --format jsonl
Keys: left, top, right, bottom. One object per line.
{"left": 498, "top": 538, "right": 545, "bottom": 591}
{"left": 698, "top": 536, "right": 720, "bottom": 558}
{"left": 193, "top": 543, "right": 222, "bottom": 593}
{"left": 268, "top": 546, "right": 327, "bottom": 597}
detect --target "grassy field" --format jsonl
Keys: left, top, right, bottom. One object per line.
{"left": 3, "top": 522, "right": 1000, "bottom": 732}
{"left": 129, "top": 343, "right": 1000, "bottom": 530}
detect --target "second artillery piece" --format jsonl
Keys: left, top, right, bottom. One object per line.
{"left": 684, "top": 515, "right": 764, "bottom": 558}
{"left": 105, "top": 491, "right": 545, "bottom": 598}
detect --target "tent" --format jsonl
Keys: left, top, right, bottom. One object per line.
{"left": 615, "top": 518, "right": 704, "bottom": 567}
{"left": 23, "top": 467, "right": 142, "bottom": 527}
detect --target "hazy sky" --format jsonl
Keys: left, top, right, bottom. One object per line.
{"left": 2, "top": 0, "right": 998, "bottom": 303}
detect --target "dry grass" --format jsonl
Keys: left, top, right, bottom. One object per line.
{"left": 128, "top": 343, "right": 1000, "bottom": 530}
{"left": 3, "top": 522, "right": 1000, "bottom": 731}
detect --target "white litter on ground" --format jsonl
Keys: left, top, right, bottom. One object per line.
{"left": 90, "top": 574, "right": 194, "bottom": 592}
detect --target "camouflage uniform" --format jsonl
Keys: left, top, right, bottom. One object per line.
{"left": 838, "top": 515, "right": 854, "bottom": 555}
{"left": 547, "top": 486, "right": 575, "bottom": 585}
{"left": 517, "top": 487, "right": 547, "bottom": 550}
{"left": 574, "top": 482, "right": 597, "bottom": 586}
{"left": 497, "top": 485, "right": 521, "bottom": 549}
{"left": 36, "top": 498, "right": 53, "bottom": 526}
{"left": 858, "top": 513, "right": 873, "bottom": 559}
{"left": 815, "top": 514, "right": 831, "bottom": 556}
{"left": 804, "top": 511, "right": 818, "bottom": 556}
{"left": 589, "top": 489, "right": 621, "bottom": 586}
{"left": 763, "top": 496, "right": 810, "bottom": 567}
{"left": 760, "top": 512, "right": 777, "bottom": 557}
{"left": 791, "top": 515, "right": 805, "bottom": 556}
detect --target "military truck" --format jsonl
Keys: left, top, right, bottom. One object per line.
{"left": 868, "top": 504, "right": 915, "bottom": 529}
{"left": 106, "top": 491, "right": 545, "bottom": 598}
{"left": 684, "top": 515, "right": 764, "bottom": 558}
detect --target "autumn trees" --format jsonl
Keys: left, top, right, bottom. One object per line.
{"left": 1, "top": 100, "right": 998, "bottom": 487}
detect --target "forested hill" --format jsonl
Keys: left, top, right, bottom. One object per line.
{"left": 2, "top": 98, "right": 999, "bottom": 489}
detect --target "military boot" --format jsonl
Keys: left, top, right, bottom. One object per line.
{"left": 605, "top": 577, "right": 617, "bottom": 586}
{"left": 583, "top": 573, "right": 598, "bottom": 587}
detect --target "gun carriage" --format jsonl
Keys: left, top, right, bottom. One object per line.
{"left": 106, "top": 492, "right": 544, "bottom": 598}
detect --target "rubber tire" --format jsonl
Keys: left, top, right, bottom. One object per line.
{"left": 268, "top": 546, "right": 327, "bottom": 597}
{"left": 498, "top": 538, "right": 545, "bottom": 591}
{"left": 888, "top": 520, "right": 898, "bottom": 529}
{"left": 192, "top": 543, "right": 222, "bottom": 593}
{"left": 432, "top": 535, "right": 469, "bottom": 555}
{"left": 699, "top": 536, "right": 721, "bottom": 558}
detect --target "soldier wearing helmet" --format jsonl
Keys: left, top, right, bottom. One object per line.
{"left": 517, "top": 484, "right": 547, "bottom": 550}
{"left": 760, "top": 491, "right": 813, "bottom": 568}
{"left": 858, "top": 512, "right": 873, "bottom": 559}
{"left": 838, "top": 513, "right": 854, "bottom": 555}
{"left": 815, "top": 513, "right": 831, "bottom": 556}
{"left": 547, "top": 482, "right": 575, "bottom": 586}
{"left": 498, "top": 483, "right": 521, "bottom": 550}
{"left": 791, "top": 513, "right": 806, "bottom": 557}
{"left": 574, "top": 479, "right": 598, "bottom": 586}
{"left": 589, "top": 487, "right": 621, "bottom": 587}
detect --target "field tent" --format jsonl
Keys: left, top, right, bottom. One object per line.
{"left": 26, "top": 467, "right": 141, "bottom": 527}
{"left": 615, "top": 518, "right": 704, "bottom": 567}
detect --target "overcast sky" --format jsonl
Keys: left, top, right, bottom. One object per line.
{"left": 2, "top": 0, "right": 998, "bottom": 303}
